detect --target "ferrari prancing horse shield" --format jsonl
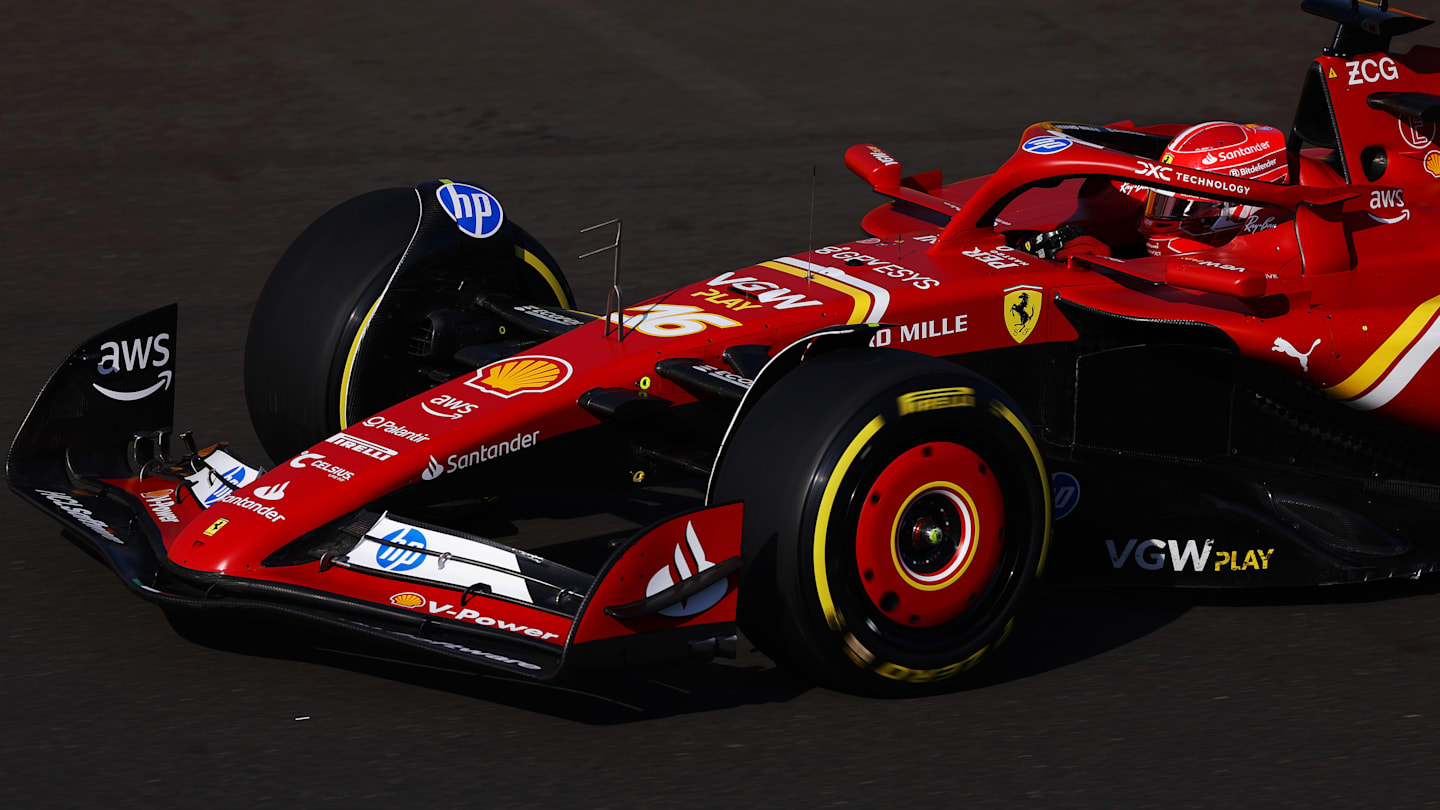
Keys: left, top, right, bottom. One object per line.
{"left": 1004, "top": 285, "right": 1042, "bottom": 344}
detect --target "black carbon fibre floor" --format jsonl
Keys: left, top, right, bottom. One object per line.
{"left": 6, "top": 2, "right": 1440, "bottom": 806}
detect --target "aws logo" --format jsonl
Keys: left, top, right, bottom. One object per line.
{"left": 93, "top": 333, "right": 172, "bottom": 402}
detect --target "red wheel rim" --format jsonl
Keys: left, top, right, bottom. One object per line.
{"left": 853, "top": 441, "right": 1005, "bottom": 628}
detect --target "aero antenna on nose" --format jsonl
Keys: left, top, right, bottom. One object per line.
{"left": 580, "top": 219, "right": 627, "bottom": 340}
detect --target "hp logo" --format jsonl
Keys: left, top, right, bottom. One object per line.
{"left": 1022, "top": 136, "right": 1074, "bottom": 155}
{"left": 437, "top": 182, "right": 505, "bottom": 238}
{"left": 376, "top": 527, "right": 428, "bottom": 572}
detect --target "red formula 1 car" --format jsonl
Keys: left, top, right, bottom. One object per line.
{"left": 13, "top": 0, "right": 1440, "bottom": 694}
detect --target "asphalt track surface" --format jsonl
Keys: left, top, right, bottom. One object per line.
{"left": 7, "top": 2, "right": 1440, "bottom": 807}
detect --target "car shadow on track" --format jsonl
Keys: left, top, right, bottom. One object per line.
{"left": 162, "top": 583, "right": 1200, "bottom": 724}
{"left": 164, "top": 611, "right": 815, "bottom": 724}
{"left": 164, "top": 487, "right": 1440, "bottom": 720}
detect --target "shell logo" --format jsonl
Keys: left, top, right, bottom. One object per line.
{"left": 464, "top": 355, "right": 573, "bottom": 398}
{"left": 1425, "top": 151, "right": 1440, "bottom": 179}
{"left": 390, "top": 592, "right": 425, "bottom": 609}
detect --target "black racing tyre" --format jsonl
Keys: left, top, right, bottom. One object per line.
{"left": 244, "top": 183, "right": 572, "bottom": 463}
{"left": 712, "top": 348, "right": 1050, "bottom": 695}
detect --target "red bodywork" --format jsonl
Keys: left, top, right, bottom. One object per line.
{"left": 94, "top": 42, "right": 1440, "bottom": 661}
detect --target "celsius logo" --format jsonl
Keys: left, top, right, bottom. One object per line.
{"left": 1021, "top": 135, "right": 1073, "bottom": 155}
{"left": 290, "top": 452, "right": 324, "bottom": 468}
{"left": 421, "top": 394, "right": 477, "bottom": 420}
{"left": 645, "top": 521, "right": 728, "bottom": 617}
{"left": 376, "top": 527, "right": 428, "bottom": 572}
{"left": 422, "top": 455, "right": 444, "bottom": 481}
{"left": 253, "top": 481, "right": 289, "bottom": 501}
{"left": 93, "top": 332, "right": 172, "bottom": 402}
{"left": 436, "top": 182, "right": 504, "bottom": 239}
{"left": 1051, "top": 472, "right": 1080, "bottom": 520}
{"left": 288, "top": 451, "right": 353, "bottom": 482}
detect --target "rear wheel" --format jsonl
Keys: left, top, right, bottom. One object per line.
{"left": 244, "top": 182, "right": 572, "bottom": 463}
{"left": 712, "top": 348, "right": 1050, "bottom": 695}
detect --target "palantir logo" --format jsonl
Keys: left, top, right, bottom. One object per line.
{"left": 375, "top": 527, "right": 428, "bottom": 572}
{"left": 93, "top": 332, "right": 172, "bottom": 402}
{"left": 436, "top": 182, "right": 504, "bottom": 239}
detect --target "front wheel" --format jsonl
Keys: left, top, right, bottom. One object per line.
{"left": 244, "top": 181, "right": 573, "bottom": 463}
{"left": 712, "top": 348, "right": 1050, "bottom": 695}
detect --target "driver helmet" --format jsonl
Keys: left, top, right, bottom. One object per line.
{"left": 1132, "top": 121, "right": 1289, "bottom": 256}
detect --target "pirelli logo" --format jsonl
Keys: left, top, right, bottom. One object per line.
{"left": 896, "top": 387, "right": 976, "bottom": 416}
{"left": 326, "top": 431, "right": 398, "bottom": 461}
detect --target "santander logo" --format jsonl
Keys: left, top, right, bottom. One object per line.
{"left": 253, "top": 481, "right": 289, "bottom": 501}
{"left": 644, "top": 521, "right": 728, "bottom": 617}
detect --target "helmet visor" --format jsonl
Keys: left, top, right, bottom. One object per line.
{"left": 1145, "top": 190, "right": 1229, "bottom": 222}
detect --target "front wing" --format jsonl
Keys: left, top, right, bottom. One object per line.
{"left": 7, "top": 306, "right": 744, "bottom": 681}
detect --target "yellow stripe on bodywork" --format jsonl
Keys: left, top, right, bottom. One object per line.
{"left": 338, "top": 295, "right": 384, "bottom": 428}
{"left": 1329, "top": 294, "right": 1440, "bottom": 400}
{"left": 989, "top": 400, "right": 1052, "bottom": 577}
{"left": 760, "top": 261, "right": 871, "bottom": 324}
{"left": 814, "top": 415, "right": 886, "bottom": 630}
{"left": 518, "top": 246, "right": 572, "bottom": 309}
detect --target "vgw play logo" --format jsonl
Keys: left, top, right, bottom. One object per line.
{"left": 93, "top": 332, "right": 171, "bottom": 402}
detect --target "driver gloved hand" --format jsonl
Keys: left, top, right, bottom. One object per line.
{"left": 1019, "top": 225, "right": 1085, "bottom": 260}
{"left": 1018, "top": 225, "right": 1111, "bottom": 261}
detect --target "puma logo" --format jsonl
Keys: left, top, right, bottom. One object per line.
{"left": 1272, "top": 337, "right": 1321, "bottom": 372}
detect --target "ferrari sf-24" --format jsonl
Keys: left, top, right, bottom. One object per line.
{"left": 13, "top": 0, "right": 1440, "bottom": 693}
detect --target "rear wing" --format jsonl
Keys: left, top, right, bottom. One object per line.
{"left": 1301, "top": 0, "right": 1431, "bottom": 57}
